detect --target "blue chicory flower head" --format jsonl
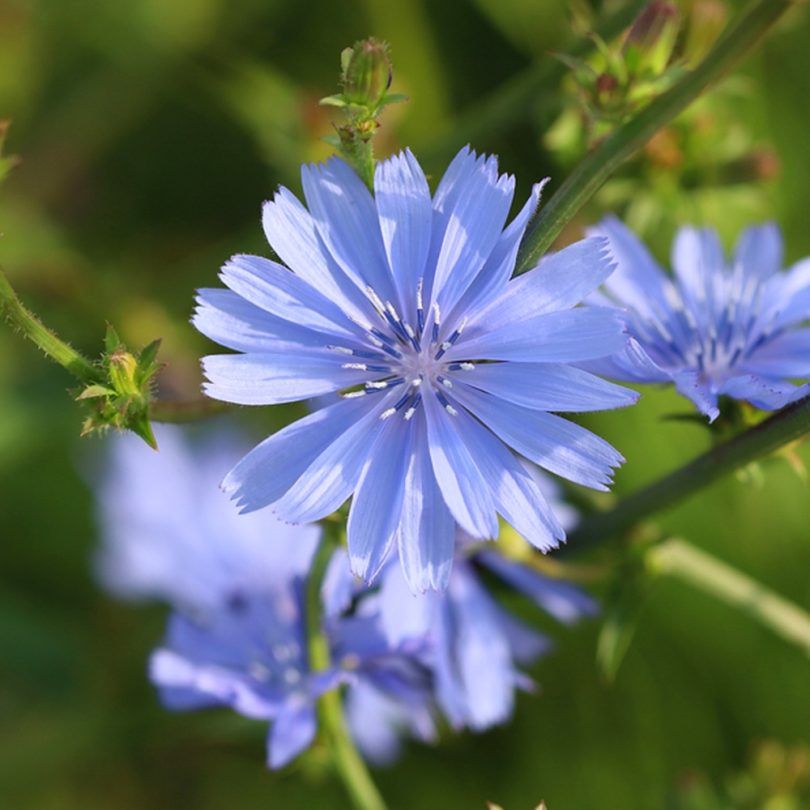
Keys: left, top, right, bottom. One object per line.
{"left": 194, "top": 146, "right": 639, "bottom": 592}
{"left": 93, "top": 425, "right": 435, "bottom": 768}
{"left": 587, "top": 218, "right": 810, "bottom": 421}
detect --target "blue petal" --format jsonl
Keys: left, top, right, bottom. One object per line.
{"left": 588, "top": 215, "right": 674, "bottom": 319}
{"left": 396, "top": 414, "right": 455, "bottom": 592}
{"left": 460, "top": 362, "right": 639, "bottom": 412}
{"left": 578, "top": 336, "right": 671, "bottom": 384}
{"left": 448, "top": 566, "right": 515, "bottom": 730}
{"left": 347, "top": 416, "right": 413, "bottom": 582}
{"left": 271, "top": 398, "right": 389, "bottom": 523}
{"left": 671, "top": 227, "right": 724, "bottom": 311}
{"left": 450, "top": 406, "right": 565, "bottom": 551}
{"left": 476, "top": 550, "right": 599, "bottom": 624}
{"left": 262, "top": 186, "right": 374, "bottom": 323}
{"left": 673, "top": 370, "right": 720, "bottom": 422}
{"left": 301, "top": 157, "right": 399, "bottom": 309}
{"left": 428, "top": 148, "right": 515, "bottom": 315}
{"left": 343, "top": 682, "right": 406, "bottom": 765}
{"left": 733, "top": 222, "right": 782, "bottom": 281}
{"left": 742, "top": 329, "right": 810, "bottom": 378}
{"left": 718, "top": 374, "right": 810, "bottom": 411}
{"left": 450, "top": 306, "right": 627, "bottom": 363}
{"left": 321, "top": 548, "right": 356, "bottom": 618}
{"left": 452, "top": 385, "right": 624, "bottom": 490}
{"left": 471, "top": 237, "right": 615, "bottom": 332}
{"left": 374, "top": 149, "right": 432, "bottom": 319}
{"left": 761, "top": 258, "right": 810, "bottom": 330}
{"left": 380, "top": 564, "right": 434, "bottom": 646}
{"left": 223, "top": 397, "right": 372, "bottom": 512}
{"left": 450, "top": 180, "right": 547, "bottom": 318}
{"left": 221, "top": 254, "right": 360, "bottom": 341}
{"left": 267, "top": 699, "right": 317, "bottom": 768}
{"left": 423, "top": 392, "right": 499, "bottom": 539}
{"left": 202, "top": 351, "right": 366, "bottom": 405}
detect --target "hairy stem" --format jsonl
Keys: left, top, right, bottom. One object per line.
{"left": 516, "top": 0, "right": 800, "bottom": 273}
{"left": 306, "top": 535, "right": 388, "bottom": 810}
{"left": 0, "top": 267, "right": 100, "bottom": 384}
{"left": 648, "top": 538, "right": 810, "bottom": 657}
{"left": 568, "top": 395, "right": 810, "bottom": 552}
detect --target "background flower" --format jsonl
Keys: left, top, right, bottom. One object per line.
{"left": 587, "top": 217, "right": 810, "bottom": 421}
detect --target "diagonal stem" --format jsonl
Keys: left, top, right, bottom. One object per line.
{"left": 515, "top": 0, "right": 800, "bottom": 274}
{"left": 567, "top": 395, "right": 810, "bottom": 553}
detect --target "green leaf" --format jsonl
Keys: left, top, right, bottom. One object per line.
{"left": 596, "top": 574, "right": 649, "bottom": 682}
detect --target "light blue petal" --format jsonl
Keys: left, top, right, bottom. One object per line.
{"left": 733, "top": 222, "right": 782, "bottom": 281}
{"left": 673, "top": 370, "right": 720, "bottom": 422}
{"left": 477, "top": 550, "right": 599, "bottom": 624}
{"left": 267, "top": 699, "right": 317, "bottom": 768}
{"left": 762, "top": 258, "right": 810, "bottom": 330}
{"left": 423, "top": 392, "right": 499, "bottom": 539}
{"left": 202, "top": 351, "right": 366, "bottom": 405}
{"left": 223, "top": 397, "right": 371, "bottom": 512}
{"left": 380, "top": 565, "right": 434, "bottom": 647}
{"left": 450, "top": 306, "right": 627, "bottom": 363}
{"left": 262, "top": 187, "right": 375, "bottom": 323}
{"left": 301, "top": 157, "right": 400, "bottom": 309}
{"left": 470, "top": 237, "right": 615, "bottom": 333}
{"left": 450, "top": 406, "right": 565, "bottom": 551}
{"left": 344, "top": 682, "right": 405, "bottom": 765}
{"left": 448, "top": 180, "right": 547, "bottom": 320}
{"left": 194, "top": 288, "right": 330, "bottom": 353}
{"left": 741, "top": 329, "right": 810, "bottom": 377}
{"left": 452, "top": 385, "right": 624, "bottom": 490}
{"left": 449, "top": 566, "right": 515, "bottom": 730}
{"left": 396, "top": 414, "right": 455, "bottom": 592}
{"left": 374, "top": 149, "right": 432, "bottom": 319}
{"left": 491, "top": 607, "right": 550, "bottom": 666}
{"left": 460, "top": 362, "right": 639, "bottom": 412}
{"left": 347, "top": 416, "right": 413, "bottom": 582}
{"left": 321, "top": 548, "right": 356, "bottom": 618}
{"left": 428, "top": 148, "right": 515, "bottom": 315}
{"left": 221, "top": 254, "right": 360, "bottom": 341}
{"left": 671, "top": 226, "right": 724, "bottom": 312}
{"left": 578, "top": 336, "right": 671, "bottom": 384}
{"left": 589, "top": 215, "right": 674, "bottom": 319}
{"left": 271, "top": 399, "right": 388, "bottom": 523}
{"left": 718, "top": 374, "right": 810, "bottom": 411}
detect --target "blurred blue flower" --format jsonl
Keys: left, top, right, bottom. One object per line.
{"left": 194, "top": 147, "right": 638, "bottom": 591}
{"left": 329, "top": 472, "right": 597, "bottom": 732}
{"left": 587, "top": 218, "right": 810, "bottom": 421}
{"left": 94, "top": 425, "right": 435, "bottom": 768}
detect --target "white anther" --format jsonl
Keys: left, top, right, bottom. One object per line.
{"left": 327, "top": 345, "right": 354, "bottom": 355}
{"left": 459, "top": 362, "right": 475, "bottom": 371}
{"left": 403, "top": 406, "right": 417, "bottom": 420}
{"left": 366, "top": 286, "right": 387, "bottom": 314}
{"left": 416, "top": 279, "right": 424, "bottom": 310}
{"left": 366, "top": 380, "right": 390, "bottom": 389}
{"left": 341, "top": 390, "right": 367, "bottom": 398}
{"left": 342, "top": 362, "right": 368, "bottom": 371}
{"left": 404, "top": 323, "right": 417, "bottom": 339}
{"left": 380, "top": 407, "right": 397, "bottom": 420}
{"left": 444, "top": 404, "right": 458, "bottom": 416}
{"left": 440, "top": 377, "right": 453, "bottom": 388}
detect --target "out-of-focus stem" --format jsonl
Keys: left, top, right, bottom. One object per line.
{"left": 648, "top": 538, "right": 810, "bottom": 657}
{"left": 515, "top": 0, "right": 800, "bottom": 272}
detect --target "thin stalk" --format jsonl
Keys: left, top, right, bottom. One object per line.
{"left": 568, "top": 395, "right": 810, "bottom": 553}
{"left": 306, "top": 536, "right": 388, "bottom": 810}
{"left": 648, "top": 538, "right": 810, "bottom": 657}
{"left": 516, "top": 0, "right": 799, "bottom": 273}
{"left": 0, "top": 267, "right": 101, "bottom": 384}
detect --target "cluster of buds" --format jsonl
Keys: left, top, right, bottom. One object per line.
{"left": 548, "top": 1, "right": 729, "bottom": 158}
{"left": 319, "top": 38, "right": 406, "bottom": 188}
{"left": 77, "top": 326, "right": 162, "bottom": 448}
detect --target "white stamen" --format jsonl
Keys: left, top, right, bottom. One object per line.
{"left": 341, "top": 390, "right": 367, "bottom": 398}
{"left": 366, "top": 380, "right": 390, "bottom": 389}
{"left": 459, "top": 362, "right": 475, "bottom": 371}
{"left": 440, "top": 377, "right": 453, "bottom": 388}
{"left": 366, "top": 286, "right": 386, "bottom": 314}
{"left": 444, "top": 404, "right": 458, "bottom": 416}
{"left": 327, "top": 345, "right": 354, "bottom": 355}
{"left": 416, "top": 278, "right": 424, "bottom": 310}
{"left": 380, "top": 407, "right": 397, "bottom": 420}
{"left": 342, "top": 362, "right": 368, "bottom": 371}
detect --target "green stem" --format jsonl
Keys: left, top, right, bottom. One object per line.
{"left": 568, "top": 395, "right": 810, "bottom": 553}
{"left": 306, "top": 535, "right": 388, "bottom": 810}
{"left": 0, "top": 267, "right": 101, "bottom": 383}
{"left": 648, "top": 538, "right": 810, "bottom": 657}
{"left": 417, "top": 2, "right": 643, "bottom": 167}
{"left": 515, "top": 0, "right": 799, "bottom": 273}
{"left": 150, "top": 397, "right": 234, "bottom": 423}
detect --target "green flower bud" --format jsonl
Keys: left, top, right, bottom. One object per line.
{"left": 624, "top": 1, "right": 680, "bottom": 76}
{"left": 340, "top": 38, "right": 392, "bottom": 111}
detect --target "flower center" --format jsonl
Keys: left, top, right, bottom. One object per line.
{"left": 330, "top": 280, "right": 475, "bottom": 420}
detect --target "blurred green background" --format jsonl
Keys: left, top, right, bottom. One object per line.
{"left": 1, "top": 0, "right": 809, "bottom": 807}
